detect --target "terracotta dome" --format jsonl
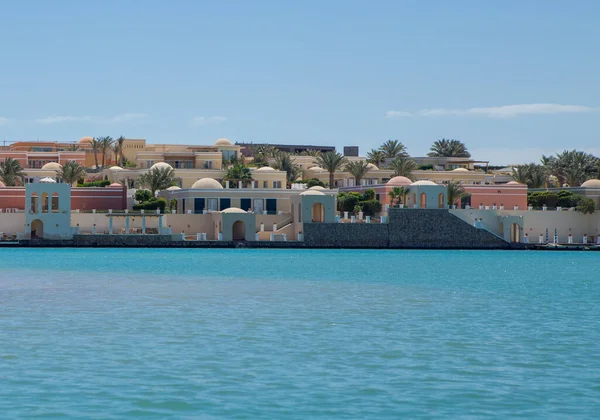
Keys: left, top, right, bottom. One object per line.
{"left": 506, "top": 181, "right": 522, "bottom": 185}
{"left": 214, "top": 138, "right": 233, "bottom": 147}
{"left": 41, "top": 162, "right": 62, "bottom": 171}
{"left": 366, "top": 163, "right": 379, "bottom": 171}
{"left": 453, "top": 167, "right": 469, "bottom": 172}
{"left": 411, "top": 180, "right": 438, "bottom": 186}
{"left": 0, "top": 181, "right": 5, "bottom": 187}
{"left": 79, "top": 136, "right": 93, "bottom": 144}
{"left": 300, "top": 190, "right": 325, "bottom": 196}
{"left": 256, "top": 166, "right": 275, "bottom": 171}
{"left": 150, "top": 162, "right": 173, "bottom": 171}
{"left": 108, "top": 183, "right": 123, "bottom": 188}
{"left": 309, "top": 186, "right": 326, "bottom": 190}
{"left": 166, "top": 186, "right": 181, "bottom": 191}
{"left": 581, "top": 179, "right": 600, "bottom": 188}
{"left": 221, "top": 207, "right": 247, "bottom": 214}
{"left": 386, "top": 176, "right": 412, "bottom": 186}
{"left": 191, "top": 178, "right": 223, "bottom": 189}
{"left": 109, "top": 166, "right": 124, "bottom": 171}
{"left": 308, "top": 166, "right": 323, "bottom": 172}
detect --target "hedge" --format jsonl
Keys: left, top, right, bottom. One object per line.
{"left": 133, "top": 198, "right": 167, "bottom": 212}
{"left": 77, "top": 180, "right": 111, "bottom": 188}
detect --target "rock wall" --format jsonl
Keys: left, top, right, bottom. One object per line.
{"left": 303, "top": 223, "right": 389, "bottom": 248}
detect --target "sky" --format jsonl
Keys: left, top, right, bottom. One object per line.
{"left": 0, "top": 0, "right": 599, "bottom": 165}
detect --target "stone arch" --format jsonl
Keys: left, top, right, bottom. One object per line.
{"left": 420, "top": 192, "right": 427, "bottom": 209}
{"left": 312, "top": 202, "right": 324, "bottom": 222}
{"left": 31, "top": 219, "right": 44, "bottom": 239}
{"left": 438, "top": 193, "right": 445, "bottom": 209}
{"left": 232, "top": 220, "right": 245, "bottom": 241}
{"left": 41, "top": 192, "right": 49, "bottom": 213}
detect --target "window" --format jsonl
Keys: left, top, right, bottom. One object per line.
{"left": 204, "top": 161, "right": 213, "bottom": 169}
{"left": 207, "top": 198, "right": 218, "bottom": 211}
{"left": 263, "top": 181, "right": 268, "bottom": 188}
{"left": 222, "top": 150, "right": 237, "bottom": 161}
{"left": 273, "top": 181, "right": 282, "bottom": 188}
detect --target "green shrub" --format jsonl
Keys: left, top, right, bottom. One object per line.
{"left": 134, "top": 189, "right": 152, "bottom": 203}
{"left": 363, "top": 188, "right": 375, "bottom": 200}
{"left": 358, "top": 200, "right": 382, "bottom": 216}
{"left": 338, "top": 192, "right": 363, "bottom": 212}
{"left": 77, "top": 180, "right": 111, "bottom": 188}
{"left": 306, "top": 178, "right": 325, "bottom": 188}
{"left": 576, "top": 197, "right": 596, "bottom": 214}
{"left": 133, "top": 197, "right": 167, "bottom": 212}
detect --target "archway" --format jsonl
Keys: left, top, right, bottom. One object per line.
{"left": 232, "top": 220, "right": 245, "bottom": 241}
{"left": 31, "top": 219, "right": 44, "bottom": 239}
{"left": 438, "top": 193, "right": 445, "bottom": 208}
{"left": 510, "top": 223, "right": 520, "bottom": 243}
{"left": 41, "top": 193, "right": 49, "bottom": 213}
{"left": 312, "top": 203, "right": 324, "bottom": 222}
{"left": 30, "top": 192, "right": 39, "bottom": 213}
{"left": 420, "top": 193, "right": 427, "bottom": 209}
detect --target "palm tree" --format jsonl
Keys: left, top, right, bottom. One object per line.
{"left": 224, "top": 163, "right": 253, "bottom": 188}
{"left": 66, "top": 144, "right": 80, "bottom": 151}
{"left": 542, "top": 150, "right": 599, "bottom": 187}
{"left": 387, "top": 156, "right": 417, "bottom": 178}
{"left": 344, "top": 160, "right": 370, "bottom": 185}
{"left": 138, "top": 167, "right": 178, "bottom": 195}
{"left": 0, "top": 157, "right": 25, "bottom": 186}
{"left": 388, "top": 186, "right": 410, "bottom": 207}
{"left": 446, "top": 181, "right": 466, "bottom": 207}
{"left": 366, "top": 149, "right": 386, "bottom": 167}
{"left": 115, "top": 136, "right": 126, "bottom": 165}
{"left": 88, "top": 138, "right": 101, "bottom": 171}
{"left": 59, "top": 161, "right": 87, "bottom": 185}
{"left": 111, "top": 143, "right": 121, "bottom": 167}
{"left": 379, "top": 139, "right": 408, "bottom": 159}
{"left": 427, "top": 139, "right": 471, "bottom": 157}
{"left": 525, "top": 164, "right": 548, "bottom": 188}
{"left": 97, "top": 136, "right": 114, "bottom": 170}
{"left": 511, "top": 165, "right": 529, "bottom": 184}
{"left": 299, "top": 149, "right": 322, "bottom": 158}
{"left": 272, "top": 153, "right": 302, "bottom": 186}
{"left": 316, "top": 151, "right": 347, "bottom": 188}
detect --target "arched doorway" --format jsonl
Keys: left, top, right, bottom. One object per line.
{"left": 31, "top": 219, "right": 44, "bottom": 239}
{"left": 232, "top": 220, "right": 245, "bottom": 241}
{"left": 510, "top": 223, "right": 520, "bottom": 243}
{"left": 438, "top": 193, "right": 445, "bottom": 208}
{"left": 420, "top": 193, "right": 427, "bottom": 209}
{"left": 312, "top": 203, "right": 324, "bottom": 222}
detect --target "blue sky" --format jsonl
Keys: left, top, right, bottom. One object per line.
{"left": 0, "top": 0, "right": 599, "bottom": 164}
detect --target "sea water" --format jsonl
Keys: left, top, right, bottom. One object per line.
{"left": 1, "top": 249, "right": 599, "bottom": 418}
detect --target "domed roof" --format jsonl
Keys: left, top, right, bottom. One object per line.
{"left": 166, "top": 186, "right": 181, "bottom": 191}
{"left": 109, "top": 165, "right": 124, "bottom": 171}
{"left": 191, "top": 178, "right": 223, "bottom": 189}
{"left": 506, "top": 181, "right": 522, "bottom": 185}
{"left": 581, "top": 179, "right": 600, "bottom": 188}
{"left": 108, "top": 182, "right": 123, "bottom": 188}
{"left": 214, "top": 138, "right": 233, "bottom": 147}
{"left": 39, "top": 177, "right": 57, "bottom": 183}
{"left": 309, "top": 186, "right": 326, "bottom": 190}
{"left": 453, "top": 167, "right": 469, "bottom": 172}
{"left": 255, "top": 166, "right": 275, "bottom": 171}
{"left": 366, "top": 163, "right": 379, "bottom": 171}
{"left": 386, "top": 176, "right": 412, "bottom": 186}
{"left": 41, "top": 162, "right": 62, "bottom": 171}
{"left": 221, "top": 207, "right": 247, "bottom": 214}
{"left": 300, "top": 189, "right": 325, "bottom": 196}
{"left": 308, "top": 166, "right": 323, "bottom": 172}
{"left": 0, "top": 181, "right": 5, "bottom": 188}
{"left": 150, "top": 162, "right": 173, "bottom": 171}
{"left": 411, "top": 180, "right": 438, "bottom": 186}
{"left": 79, "top": 136, "right": 93, "bottom": 144}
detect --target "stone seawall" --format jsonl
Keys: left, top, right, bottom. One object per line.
{"left": 303, "top": 223, "right": 389, "bottom": 248}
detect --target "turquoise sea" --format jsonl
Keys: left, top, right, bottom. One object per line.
{"left": 1, "top": 249, "right": 599, "bottom": 419}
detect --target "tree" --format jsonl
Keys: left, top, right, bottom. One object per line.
{"left": 379, "top": 139, "right": 408, "bottom": 159}
{"left": 542, "top": 150, "right": 599, "bottom": 187}
{"left": 366, "top": 149, "right": 386, "bottom": 167}
{"left": 316, "top": 151, "right": 347, "bottom": 188}
{"left": 446, "top": 181, "right": 465, "bottom": 207}
{"left": 388, "top": 186, "right": 409, "bottom": 207}
{"left": 344, "top": 160, "right": 370, "bottom": 185}
{"left": 134, "top": 189, "right": 152, "bottom": 203}
{"left": 224, "top": 163, "right": 253, "bottom": 188}
{"left": 299, "top": 149, "right": 323, "bottom": 158}
{"left": 272, "top": 152, "right": 302, "bottom": 186}
{"left": 115, "top": 136, "right": 126, "bottom": 166}
{"left": 511, "top": 165, "right": 529, "bottom": 184}
{"left": 305, "top": 178, "right": 325, "bottom": 188}
{"left": 387, "top": 156, "right": 417, "bottom": 178}
{"left": 427, "top": 139, "right": 471, "bottom": 157}
{"left": 97, "top": 136, "right": 114, "bottom": 170}
{"left": 0, "top": 157, "right": 25, "bottom": 186}
{"left": 88, "top": 138, "right": 101, "bottom": 170}
{"left": 66, "top": 144, "right": 80, "bottom": 151}
{"left": 138, "top": 167, "right": 178, "bottom": 195}
{"left": 59, "top": 161, "right": 87, "bottom": 185}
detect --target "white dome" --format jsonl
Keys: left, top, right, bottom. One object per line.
{"left": 256, "top": 166, "right": 275, "bottom": 171}
{"left": 581, "top": 179, "right": 600, "bottom": 188}
{"left": 166, "top": 186, "right": 181, "bottom": 191}
{"left": 108, "top": 183, "right": 123, "bottom": 188}
{"left": 109, "top": 166, "right": 124, "bottom": 171}
{"left": 366, "top": 163, "right": 379, "bottom": 171}
{"left": 411, "top": 180, "right": 438, "bottom": 186}
{"left": 308, "top": 166, "right": 323, "bottom": 172}
{"left": 221, "top": 207, "right": 247, "bottom": 214}
{"left": 214, "top": 138, "right": 233, "bottom": 147}
{"left": 300, "top": 190, "right": 325, "bottom": 196}
{"left": 150, "top": 162, "right": 173, "bottom": 171}
{"left": 506, "top": 181, "right": 522, "bottom": 185}
{"left": 41, "top": 162, "right": 62, "bottom": 171}
{"left": 39, "top": 177, "right": 57, "bottom": 183}
{"left": 191, "top": 178, "right": 223, "bottom": 189}
{"left": 309, "top": 186, "right": 326, "bottom": 190}
{"left": 453, "top": 168, "right": 469, "bottom": 172}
